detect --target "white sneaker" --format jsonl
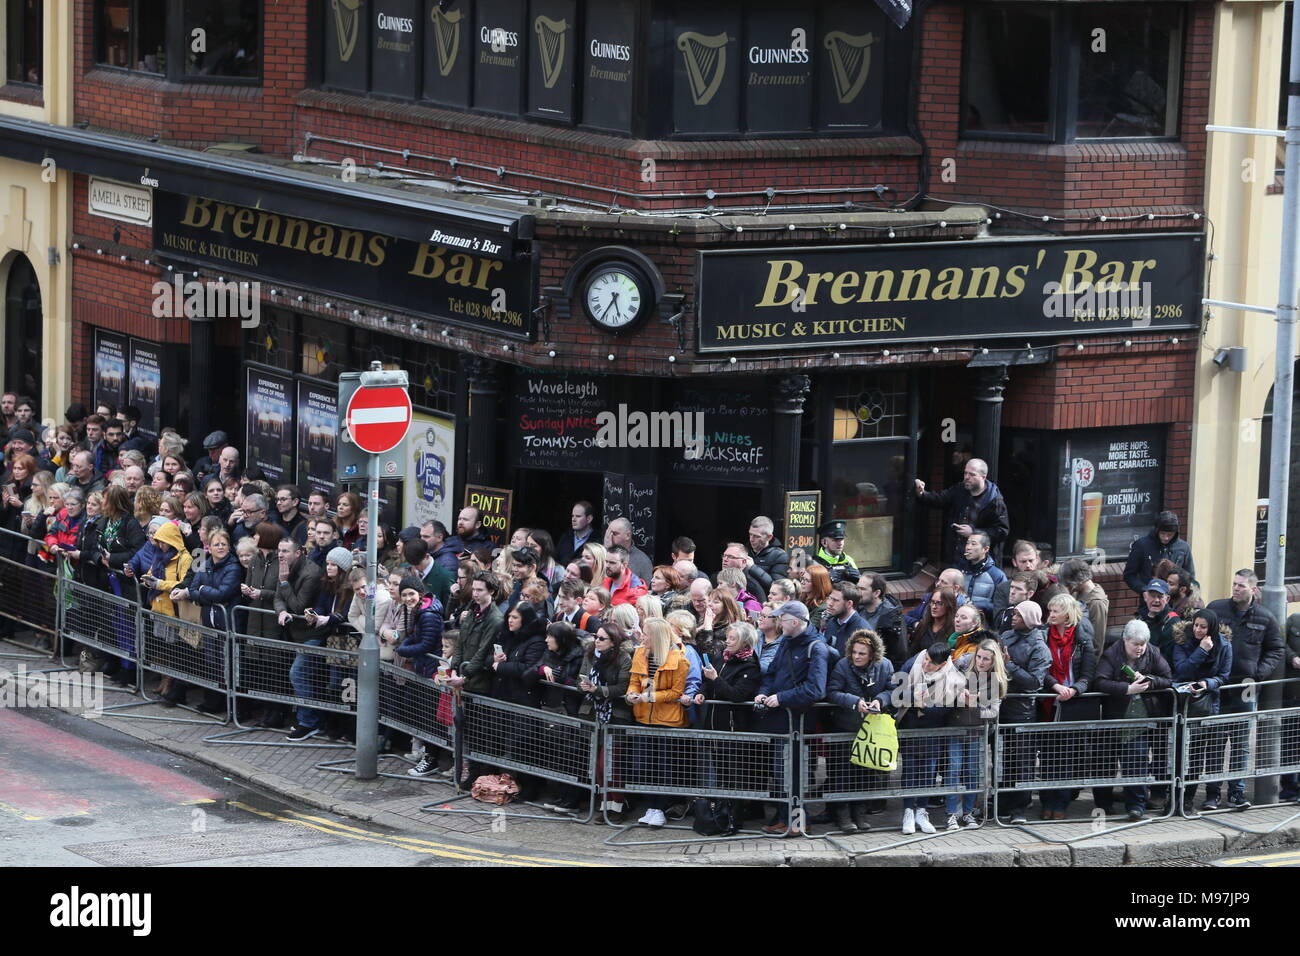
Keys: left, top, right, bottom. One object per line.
{"left": 901, "top": 807, "right": 916, "bottom": 834}
{"left": 638, "top": 809, "right": 666, "bottom": 828}
{"left": 404, "top": 742, "right": 426, "bottom": 761}
{"left": 916, "top": 809, "right": 937, "bottom": 834}
{"left": 946, "top": 813, "right": 960, "bottom": 831}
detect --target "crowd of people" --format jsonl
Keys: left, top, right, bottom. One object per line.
{"left": 2, "top": 402, "right": 1299, "bottom": 835}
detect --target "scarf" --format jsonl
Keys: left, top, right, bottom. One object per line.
{"left": 906, "top": 654, "right": 965, "bottom": 710}
{"left": 588, "top": 650, "right": 613, "bottom": 724}
{"left": 1044, "top": 624, "right": 1076, "bottom": 719}
{"left": 948, "top": 629, "right": 980, "bottom": 661}
{"left": 722, "top": 646, "right": 754, "bottom": 662}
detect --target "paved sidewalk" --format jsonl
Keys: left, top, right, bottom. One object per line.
{"left": 7, "top": 643, "right": 1300, "bottom": 866}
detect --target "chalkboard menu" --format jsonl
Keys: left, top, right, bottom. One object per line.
{"left": 1055, "top": 428, "right": 1166, "bottom": 560}
{"left": 475, "top": 0, "right": 526, "bottom": 115}
{"left": 670, "top": 4, "right": 742, "bottom": 135}
{"left": 784, "top": 490, "right": 822, "bottom": 554}
{"left": 666, "top": 385, "right": 772, "bottom": 485}
{"left": 582, "top": 0, "right": 637, "bottom": 133}
{"left": 372, "top": 0, "right": 420, "bottom": 99}
{"left": 816, "top": 0, "right": 886, "bottom": 130}
{"left": 744, "top": 2, "right": 814, "bottom": 134}
{"left": 603, "top": 472, "right": 658, "bottom": 561}
{"left": 528, "top": 0, "right": 577, "bottom": 121}
{"left": 510, "top": 371, "right": 611, "bottom": 473}
{"left": 424, "top": 0, "right": 472, "bottom": 107}
{"left": 465, "top": 483, "right": 513, "bottom": 547}
{"left": 324, "top": 0, "right": 370, "bottom": 92}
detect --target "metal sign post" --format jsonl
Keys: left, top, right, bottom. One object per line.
{"left": 346, "top": 361, "right": 411, "bottom": 780}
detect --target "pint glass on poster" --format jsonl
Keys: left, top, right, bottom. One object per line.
{"left": 1081, "top": 493, "right": 1103, "bottom": 551}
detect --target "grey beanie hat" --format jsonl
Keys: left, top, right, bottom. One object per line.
{"left": 326, "top": 546, "right": 354, "bottom": 572}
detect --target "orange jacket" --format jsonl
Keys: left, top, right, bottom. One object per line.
{"left": 627, "top": 645, "right": 688, "bottom": 727}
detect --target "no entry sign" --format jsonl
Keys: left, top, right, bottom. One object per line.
{"left": 346, "top": 385, "right": 412, "bottom": 455}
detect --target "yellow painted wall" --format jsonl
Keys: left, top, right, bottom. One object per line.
{"left": 0, "top": 0, "right": 72, "bottom": 426}
{"left": 1194, "top": 0, "right": 1297, "bottom": 607}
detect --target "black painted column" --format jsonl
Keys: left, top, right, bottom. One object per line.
{"left": 463, "top": 355, "right": 500, "bottom": 485}
{"left": 770, "top": 373, "right": 811, "bottom": 515}
{"left": 189, "top": 315, "right": 213, "bottom": 445}
{"left": 972, "top": 365, "right": 1009, "bottom": 478}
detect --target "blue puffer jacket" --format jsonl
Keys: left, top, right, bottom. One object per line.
{"left": 1170, "top": 620, "right": 1233, "bottom": 715}
{"left": 395, "top": 596, "right": 444, "bottom": 677}
{"left": 760, "top": 627, "right": 829, "bottom": 714}
{"left": 961, "top": 554, "right": 1007, "bottom": 615}
{"left": 186, "top": 551, "right": 242, "bottom": 630}
{"left": 826, "top": 654, "right": 894, "bottom": 732}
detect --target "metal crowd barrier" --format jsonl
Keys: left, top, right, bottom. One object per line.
{"left": 0, "top": 526, "right": 63, "bottom": 660}
{"left": 205, "top": 613, "right": 357, "bottom": 749}
{"left": 60, "top": 575, "right": 141, "bottom": 691}
{"left": 1178, "top": 678, "right": 1300, "bottom": 825}
{"left": 378, "top": 659, "right": 456, "bottom": 755}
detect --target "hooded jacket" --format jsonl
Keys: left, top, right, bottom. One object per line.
{"left": 1123, "top": 522, "right": 1196, "bottom": 596}
{"left": 186, "top": 549, "right": 241, "bottom": 630}
{"left": 745, "top": 542, "right": 791, "bottom": 600}
{"left": 997, "top": 625, "right": 1051, "bottom": 724}
{"left": 146, "top": 522, "right": 192, "bottom": 617}
{"left": 538, "top": 641, "right": 585, "bottom": 714}
{"left": 453, "top": 599, "right": 504, "bottom": 695}
{"left": 759, "top": 625, "right": 830, "bottom": 714}
{"left": 826, "top": 641, "right": 895, "bottom": 732}
{"left": 395, "top": 595, "right": 444, "bottom": 678}
{"left": 490, "top": 605, "right": 546, "bottom": 706}
{"left": 917, "top": 478, "right": 1010, "bottom": 566}
{"left": 703, "top": 649, "right": 762, "bottom": 733}
{"left": 1170, "top": 618, "right": 1233, "bottom": 715}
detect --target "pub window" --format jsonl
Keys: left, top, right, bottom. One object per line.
{"left": 1257, "top": 366, "right": 1300, "bottom": 580}
{"left": 245, "top": 307, "right": 294, "bottom": 372}
{"left": 962, "top": 2, "right": 1183, "bottom": 143}
{"left": 828, "top": 372, "right": 910, "bottom": 572}
{"left": 5, "top": 0, "right": 43, "bottom": 86}
{"left": 96, "top": 0, "right": 262, "bottom": 81}
{"left": 183, "top": 0, "right": 260, "bottom": 78}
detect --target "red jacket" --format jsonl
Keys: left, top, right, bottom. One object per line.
{"left": 604, "top": 570, "right": 648, "bottom": 607}
{"left": 43, "top": 507, "right": 82, "bottom": 556}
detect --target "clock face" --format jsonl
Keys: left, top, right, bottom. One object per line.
{"left": 584, "top": 267, "right": 645, "bottom": 330}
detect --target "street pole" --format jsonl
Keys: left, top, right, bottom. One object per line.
{"left": 1257, "top": 15, "right": 1300, "bottom": 805}
{"left": 354, "top": 364, "right": 383, "bottom": 781}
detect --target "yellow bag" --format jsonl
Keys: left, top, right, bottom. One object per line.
{"left": 849, "top": 712, "right": 899, "bottom": 772}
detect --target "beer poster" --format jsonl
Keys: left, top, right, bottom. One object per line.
{"left": 93, "top": 329, "right": 128, "bottom": 415}
{"left": 297, "top": 381, "right": 338, "bottom": 500}
{"left": 127, "top": 338, "right": 163, "bottom": 440}
{"left": 1056, "top": 428, "right": 1165, "bottom": 560}
{"left": 528, "top": 0, "right": 577, "bottom": 120}
{"left": 405, "top": 410, "right": 456, "bottom": 532}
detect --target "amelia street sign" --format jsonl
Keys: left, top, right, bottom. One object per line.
{"left": 346, "top": 385, "right": 412, "bottom": 455}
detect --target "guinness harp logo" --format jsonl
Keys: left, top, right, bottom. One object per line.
{"left": 330, "top": 0, "right": 362, "bottom": 63}
{"left": 823, "top": 31, "right": 875, "bottom": 104}
{"left": 430, "top": 7, "right": 464, "bottom": 76}
{"left": 677, "top": 31, "right": 729, "bottom": 106}
{"left": 534, "top": 16, "right": 569, "bottom": 89}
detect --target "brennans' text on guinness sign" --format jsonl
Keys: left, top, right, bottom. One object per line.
{"left": 696, "top": 233, "right": 1203, "bottom": 351}
{"left": 153, "top": 193, "right": 534, "bottom": 341}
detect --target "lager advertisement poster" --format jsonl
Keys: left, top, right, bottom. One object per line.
{"left": 296, "top": 381, "right": 338, "bottom": 500}
{"left": 1056, "top": 428, "right": 1165, "bottom": 560}
{"left": 405, "top": 411, "right": 456, "bottom": 532}
{"left": 127, "top": 339, "right": 163, "bottom": 440}
{"left": 246, "top": 368, "right": 294, "bottom": 484}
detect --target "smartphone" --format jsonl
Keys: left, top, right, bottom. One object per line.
{"left": 701, "top": 654, "right": 711, "bottom": 670}
{"left": 493, "top": 643, "right": 504, "bottom": 657}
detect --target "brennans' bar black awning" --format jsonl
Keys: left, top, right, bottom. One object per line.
{"left": 0, "top": 116, "right": 534, "bottom": 250}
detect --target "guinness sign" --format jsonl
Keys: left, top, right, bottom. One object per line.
{"left": 745, "top": 3, "right": 814, "bottom": 133}
{"left": 697, "top": 234, "right": 1203, "bottom": 352}
{"left": 474, "top": 0, "right": 526, "bottom": 116}
{"left": 528, "top": 0, "right": 576, "bottom": 120}
{"left": 324, "top": 0, "right": 368, "bottom": 92}
{"left": 582, "top": 0, "right": 637, "bottom": 133}
{"left": 824, "top": 31, "right": 874, "bottom": 104}
{"left": 677, "top": 32, "right": 729, "bottom": 106}
{"left": 424, "top": 2, "right": 470, "bottom": 107}
{"left": 817, "top": 0, "right": 885, "bottom": 129}
{"left": 672, "top": 11, "right": 740, "bottom": 134}
{"left": 371, "top": 0, "right": 418, "bottom": 99}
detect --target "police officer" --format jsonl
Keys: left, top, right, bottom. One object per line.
{"left": 813, "top": 520, "right": 859, "bottom": 586}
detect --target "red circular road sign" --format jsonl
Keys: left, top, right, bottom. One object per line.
{"left": 346, "top": 385, "right": 412, "bottom": 454}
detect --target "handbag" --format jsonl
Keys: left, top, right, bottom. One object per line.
{"left": 692, "top": 798, "right": 738, "bottom": 836}
{"left": 1185, "top": 690, "right": 1214, "bottom": 719}
{"left": 325, "top": 629, "right": 360, "bottom": 667}
{"left": 470, "top": 773, "right": 519, "bottom": 805}
{"left": 850, "top": 712, "right": 900, "bottom": 772}
{"left": 175, "top": 598, "right": 204, "bottom": 649}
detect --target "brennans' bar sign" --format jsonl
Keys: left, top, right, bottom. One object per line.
{"left": 696, "top": 233, "right": 1202, "bottom": 351}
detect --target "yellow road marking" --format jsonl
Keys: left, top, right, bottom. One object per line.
{"left": 1219, "top": 848, "right": 1300, "bottom": 865}
{"left": 229, "top": 801, "right": 604, "bottom": 867}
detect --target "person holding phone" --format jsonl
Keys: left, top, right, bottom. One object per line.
{"left": 1171, "top": 609, "right": 1233, "bottom": 812}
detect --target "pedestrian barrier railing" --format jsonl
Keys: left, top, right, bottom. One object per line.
{"left": 0, "top": 541, "right": 60, "bottom": 660}
{"left": 993, "top": 692, "right": 1179, "bottom": 830}
{"left": 17, "top": 558, "right": 1300, "bottom": 842}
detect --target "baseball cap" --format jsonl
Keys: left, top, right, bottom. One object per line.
{"left": 1144, "top": 579, "right": 1170, "bottom": 595}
